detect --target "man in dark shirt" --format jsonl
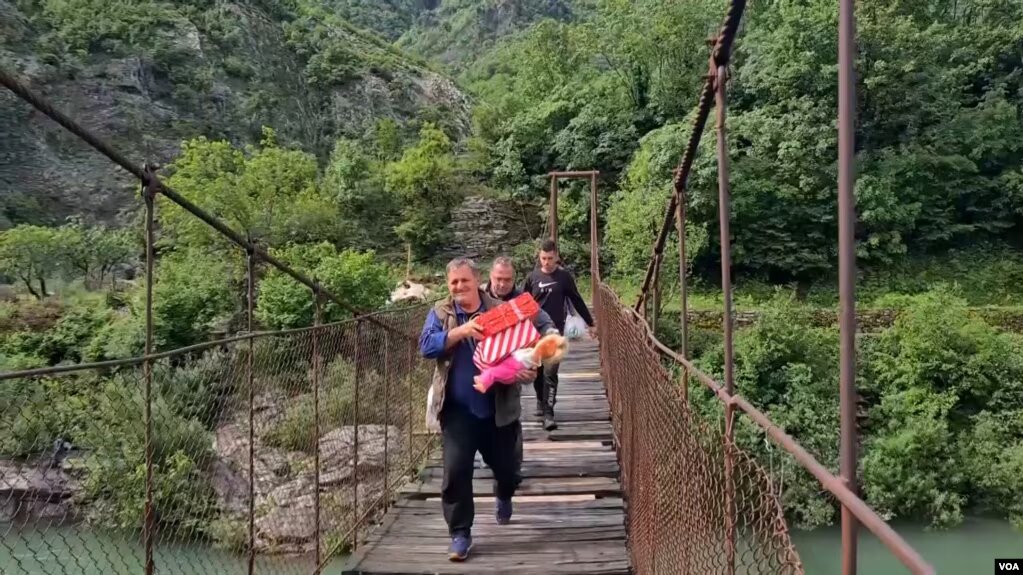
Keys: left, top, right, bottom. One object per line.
{"left": 479, "top": 255, "right": 558, "bottom": 471}
{"left": 522, "top": 239, "right": 595, "bottom": 430}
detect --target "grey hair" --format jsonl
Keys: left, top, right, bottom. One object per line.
{"left": 491, "top": 255, "right": 515, "bottom": 270}
{"left": 446, "top": 257, "right": 480, "bottom": 276}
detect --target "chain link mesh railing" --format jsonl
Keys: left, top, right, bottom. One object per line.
{"left": 597, "top": 285, "right": 803, "bottom": 574}
{"left": 1, "top": 306, "right": 432, "bottom": 574}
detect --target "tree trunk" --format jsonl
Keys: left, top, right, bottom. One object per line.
{"left": 22, "top": 277, "right": 40, "bottom": 299}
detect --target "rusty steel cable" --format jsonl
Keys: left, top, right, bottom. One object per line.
{"left": 634, "top": 0, "right": 748, "bottom": 312}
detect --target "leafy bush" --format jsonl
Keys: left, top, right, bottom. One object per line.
{"left": 861, "top": 288, "right": 1023, "bottom": 528}
{"left": 695, "top": 294, "right": 841, "bottom": 529}
{"left": 256, "top": 242, "right": 392, "bottom": 329}
{"left": 79, "top": 374, "right": 217, "bottom": 537}
{"left": 0, "top": 373, "right": 103, "bottom": 458}
{"left": 36, "top": 303, "right": 113, "bottom": 364}
{"left": 156, "top": 349, "right": 239, "bottom": 430}
{"left": 152, "top": 249, "right": 236, "bottom": 350}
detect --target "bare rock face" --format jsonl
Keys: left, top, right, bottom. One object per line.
{"left": 0, "top": 0, "right": 470, "bottom": 230}
{"left": 442, "top": 196, "right": 544, "bottom": 261}
{"left": 0, "top": 457, "right": 80, "bottom": 523}
{"left": 212, "top": 408, "right": 399, "bottom": 554}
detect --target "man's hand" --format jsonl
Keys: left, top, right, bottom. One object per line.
{"left": 451, "top": 319, "right": 483, "bottom": 342}
{"left": 587, "top": 325, "right": 598, "bottom": 339}
{"left": 515, "top": 367, "right": 537, "bottom": 383}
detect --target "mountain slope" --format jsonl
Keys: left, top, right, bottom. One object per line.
{"left": 397, "top": 0, "right": 583, "bottom": 71}
{"left": 0, "top": 0, "right": 470, "bottom": 228}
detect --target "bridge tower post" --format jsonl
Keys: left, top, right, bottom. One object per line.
{"left": 838, "top": 0, "right": 860, "bottom": 571}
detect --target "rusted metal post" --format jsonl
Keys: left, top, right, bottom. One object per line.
{"left": 675, "top": 184, "right": 688, "bottom": 362}
{"left": 838, "top": 0, "right": 859, "bottom": 571}
{"left": 312, "top": 290, "right": 323, "bottom": 565}
{"left": 407, "top": 343, "right": 414, "bottom": 476}
{"left": 590, "top": 173, "right": 600, "bottom": 311}
{"left": 714, "top": 62, "right": 737, "bottom": 575}
{"left": 549, "top": 176, "right": 559, "bottom": 244}
{"left": 382, "top": 332, "right": 390, "bottom": 512}
{"left": 651, "top": 254, "right": 662, "bottom": 333}
{"left": 675, "top": 184, "right": 689, "bottom": 402}
{"left": 246, "top": 246, "right": 256, "bottom": 575}
{"left": 352, "top": 319, "right": 363, "bottom": 551}
{"left": 141, "top": 166, "right": 156, "bottom": 575}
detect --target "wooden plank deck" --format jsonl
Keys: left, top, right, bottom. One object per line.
{"left": 341, "top": 338, "right": 631, "bottom": 574}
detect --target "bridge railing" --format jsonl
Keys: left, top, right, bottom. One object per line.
{"left": 0, "top": 67, "right": 435, "bottom": 574}
{"left": 596, "top": 0, "right": 936, "bottom": 570}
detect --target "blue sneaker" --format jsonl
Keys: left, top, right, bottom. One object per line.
{"left": 448, "top": 534, "right": 472, "bottom": 561}
{"left": 496, "top": 498, "right": 512, "bottom": 525}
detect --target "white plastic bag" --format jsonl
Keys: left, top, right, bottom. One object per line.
{"left": 425, "top": 385, "right": 441, "bottom": 433}
{"left": 564, "top": 313, "right": 587, "bottom": 340}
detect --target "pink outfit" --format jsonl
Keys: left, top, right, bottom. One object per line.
{"left": 473, "top": 349, "right": 538, "bottom": 393}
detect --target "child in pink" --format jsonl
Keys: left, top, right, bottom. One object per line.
{"left": 473, "top": 348, "right": 539, "bottom": 393}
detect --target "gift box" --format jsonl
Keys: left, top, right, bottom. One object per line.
{"left": 473, "top": 319, "right": 541, "bottom": 371}
{"left": 476, "top": 292, "right": 540, "bottom": 338}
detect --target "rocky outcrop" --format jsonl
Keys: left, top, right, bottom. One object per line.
{"left": 0, "top": 455, "right": 80, "bottom": 523}
{"left": 212, "top": 407, "right": 398, "bottom": 554}
{"left": 441, "top": 196, "right": 544, "bottom": 261}
{"left": 0, "top": 0, "right": 471, "bottom": 229}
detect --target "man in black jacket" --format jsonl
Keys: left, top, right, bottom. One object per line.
{"left": 522, "top": 239, "right": 595, "bottom": 430}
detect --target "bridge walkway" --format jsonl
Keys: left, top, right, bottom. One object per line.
{"left": 340, "top": 337, "right": 631, "bottom": 574}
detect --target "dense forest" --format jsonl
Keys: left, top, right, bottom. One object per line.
{"left": 2, "top": 0, "right": 1023, "bottom": 551}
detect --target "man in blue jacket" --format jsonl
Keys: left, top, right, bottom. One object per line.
{"left": 419, "top": 257, "right": 557, "bottom": 562}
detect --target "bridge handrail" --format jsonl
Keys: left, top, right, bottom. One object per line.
{"left": 0, "top": 302, "right": 431, "bottom": 382}
{"left": 614, "top": 290, "right": 935, "bottom": 575}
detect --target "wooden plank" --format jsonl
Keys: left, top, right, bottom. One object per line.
{"left": 400, "top": 476, "right": 621, "bottom": 498}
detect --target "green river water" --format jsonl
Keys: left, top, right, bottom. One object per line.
{"left": 2, "top": 518, "right": 1019, "bottom": 573}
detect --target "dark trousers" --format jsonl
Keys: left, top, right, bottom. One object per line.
{"left": 532, "top": 363, "right": 560, "bottom": 414}
{"left": 440, "top": 404, "right": 522, "bottom": 537}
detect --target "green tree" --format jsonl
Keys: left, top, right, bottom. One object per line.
{"left": 56, "top": 218, "right": 136, "bottom": 289}
{"left": 152, "top": 249, "right": 237, "bottom": 351}
{"left": 324, "top": 137, "right": 399, "bottom": 251}
{"left": 384, "top": 123, "right": 461, "bottom": 257}
{"left": 0, "top": 225, "right": 62, "bottom": 299}
{"left": 256, "top": 242, "right": 392, "bottom": 329}
{"left": 605, "top": 123, "right": 709, "bottom": 283}
{"left": 160, "top": 127, "right": 343, "bottom": 250}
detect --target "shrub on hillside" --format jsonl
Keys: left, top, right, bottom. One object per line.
{"left": 256, "top": 242, "right": 392, "bottom": 329}
{"left": 861, "top": 288, "right": 1023, "bottom": 528}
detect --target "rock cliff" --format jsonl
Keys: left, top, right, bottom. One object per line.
{"left": 0, "top": 0, "right": 471, "bottom": 229}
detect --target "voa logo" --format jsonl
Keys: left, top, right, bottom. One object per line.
{"left": 997, "top": 559, "right": 1022, "bottom": 573}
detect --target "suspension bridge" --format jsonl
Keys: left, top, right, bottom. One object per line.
{"left": 0, "top": 0, "right": 938, "bottom": 573}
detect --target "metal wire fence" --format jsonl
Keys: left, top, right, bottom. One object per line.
{"left": 0, "top": 307, "right": 432, "bottom": 574}
{"left": 597, "top": 285, "right": 803, "bottom": 574}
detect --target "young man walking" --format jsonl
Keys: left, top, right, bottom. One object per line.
{"left": 522, "top": 239, "right": 595, "bottom": 430}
